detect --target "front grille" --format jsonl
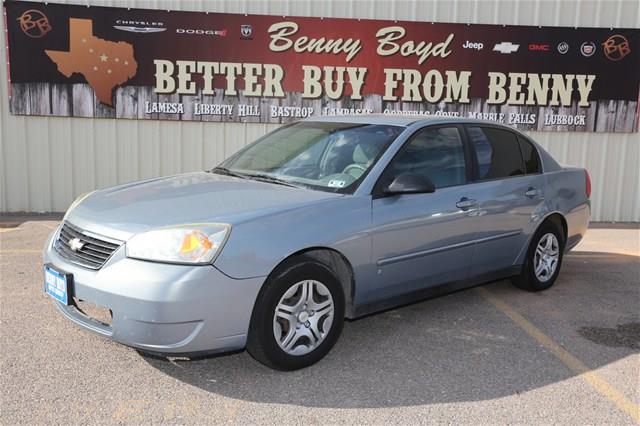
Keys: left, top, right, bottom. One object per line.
{"left": 54, "top": 222, "right": 122, "bottom": 269}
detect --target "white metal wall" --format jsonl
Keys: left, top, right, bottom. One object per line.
{"left": 1, "top": 0, "right": 639, "bottom": 221}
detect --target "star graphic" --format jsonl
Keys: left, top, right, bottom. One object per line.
{"left": 82, "top": 38, "right": 87, "bottom": 43}
{"left": 89, "top": 48, "right": 94, "bottom": 53}
{"left": 107, "top": 69, "right": 112, "bottom": 74}
{"left": 114, "top": 58, "right": 120, "bottom": 62}
{"left": 100, "top": 54, "right": 108, "bottom": 62}
{"left": 124, "top": 61, "right": 128, "bottom": 65}
{"left": 93, "top": 66, "right": 98, "bottom": 71}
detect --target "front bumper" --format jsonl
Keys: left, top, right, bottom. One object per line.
{"left": 43, "top": 229, "right": 265, "bottom": 356}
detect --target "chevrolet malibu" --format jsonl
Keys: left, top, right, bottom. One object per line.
{"left": 43, "top": 116, "right": 591, "bottom": 370}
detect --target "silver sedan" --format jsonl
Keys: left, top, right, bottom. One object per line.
{"left": 43, "top": 116, "right": 591, "bottom": 370}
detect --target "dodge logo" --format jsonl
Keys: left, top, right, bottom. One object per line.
{"left": 68, "top": 237, "right": 85, "bottom": 252}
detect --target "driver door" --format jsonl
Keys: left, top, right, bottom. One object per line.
{"left": 367, "top": 125, "right": 481, "bottom": 304}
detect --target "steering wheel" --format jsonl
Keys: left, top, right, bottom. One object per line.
{"left": 342, "top": 164, "right": 367, "bottom": 178}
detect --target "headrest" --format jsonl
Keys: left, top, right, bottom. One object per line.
{"left": 353, "top": 144, "right": 372, "bottom": 164}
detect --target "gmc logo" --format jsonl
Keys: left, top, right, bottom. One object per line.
{"left": 529, "top": 43, "right": 550, "bottom": 51}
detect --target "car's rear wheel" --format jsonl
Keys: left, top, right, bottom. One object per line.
{"left": 247, "top": 257, "right": 345, "bottom": 370}
{"left": 511, "top": 221, "right": 564, "bottom": 292}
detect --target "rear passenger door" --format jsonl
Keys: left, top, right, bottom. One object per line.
{"left": 465, "top": 126, "right": 545, "bottom": 277}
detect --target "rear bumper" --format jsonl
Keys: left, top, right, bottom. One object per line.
{"left": 565, "top": 201, "right": 591, "bottom": 252}
{"left": 43, "top": 229, "right": 265, "bottom": 355}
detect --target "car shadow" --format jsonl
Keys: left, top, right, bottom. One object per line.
{"left": 141, "top": 250, "right": 639, "bottom": 408}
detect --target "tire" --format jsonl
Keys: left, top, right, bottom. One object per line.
{"left": 511, "top": 220, "right": 565, "bottom": 292}
{"left": 246, "top": 256, "right": 345, "bottom": 370}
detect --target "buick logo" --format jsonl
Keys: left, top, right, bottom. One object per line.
{"left": 16, "top": 9, "right": 52, "bottom": 38}
{"left": 557, "top": 42, "right": 569, "bottom": 54}
{"left": 603, "top": 35, "right": 630, "bottom": 61}
{"left": 68, "top": 238, "right": 85, "bottom": 252}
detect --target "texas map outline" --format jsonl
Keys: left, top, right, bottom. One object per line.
{"left": 46, "top": 18, "right": 137, "bottom": 106}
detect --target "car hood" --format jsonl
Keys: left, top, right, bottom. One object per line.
{"left": 66, "top": 172, "right": 342, "bottom": 241}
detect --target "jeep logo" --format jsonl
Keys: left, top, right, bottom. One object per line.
{"left": 462, "top": 40, "right": 483, "bottom": 50}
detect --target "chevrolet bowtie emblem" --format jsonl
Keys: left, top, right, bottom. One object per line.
{"left": 68, "top": 237, "right": 85, "bottom": 252}
{"left": 492, "top": 41, "right": 520, "bottom": 54}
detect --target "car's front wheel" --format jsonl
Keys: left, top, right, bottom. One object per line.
{"left": 247, "top": 257, "right": 345, "bottom": 370}
{"left": 511, "top": 221, "right": 564, "bottom": 291}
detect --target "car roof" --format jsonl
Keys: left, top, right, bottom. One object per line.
{"left": 303, "top": 114, "right": 515, "bottom": 129}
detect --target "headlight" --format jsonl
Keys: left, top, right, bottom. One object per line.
{"left": 63, "top": 191, "right": 96, "bottom": 220}
{"left": 126, "top": 224, "right": 231, "bottom": 265}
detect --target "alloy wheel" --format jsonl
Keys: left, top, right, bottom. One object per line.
{"left": 534, "top": 233, "right": 560, "bottom": 282}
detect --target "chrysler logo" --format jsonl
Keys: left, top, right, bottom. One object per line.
{"left": 113, "top": 25, "right": 166, "bottom": 33}
{"left": 68, "top": 238, "right": 85, "bottom": 252}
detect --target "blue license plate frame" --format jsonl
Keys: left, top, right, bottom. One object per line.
{"left": 44, "top": 264, "right": 73, "bottom": 305}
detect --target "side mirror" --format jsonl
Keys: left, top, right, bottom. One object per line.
{"left": 384, "top": 173, "right": 436, "bottom": 195}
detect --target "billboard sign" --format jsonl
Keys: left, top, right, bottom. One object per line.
{"left": 4, "top": 1, "right": 639, "bottom": 131}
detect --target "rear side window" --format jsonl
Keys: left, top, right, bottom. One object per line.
{"left": 468, "top": 127, "right": 524, "bottom": 180}
{"left": 518, "top": 137, "right": 541, "bottom": 174}
{"left": 390, "top": 127, "right": 466, "bottom": 189}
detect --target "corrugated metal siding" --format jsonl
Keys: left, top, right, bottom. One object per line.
{"left": 1, "top": 0, "right": 638, "bottom": 221}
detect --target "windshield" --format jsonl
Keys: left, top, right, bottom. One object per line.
{"left": 216, "top": 122, "right": 404, "bottom": 193}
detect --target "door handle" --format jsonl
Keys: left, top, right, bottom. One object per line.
{"left": 456, "top": 197, "right": 477, "bottom": 210}
{"left": 525, "top": 187, "right": 538, "bottom": 198}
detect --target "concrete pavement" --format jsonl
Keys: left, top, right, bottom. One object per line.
{"left": 1, "top": 220, "right": 638, "bottom": 424}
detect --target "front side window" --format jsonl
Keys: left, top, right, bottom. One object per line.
{"left": 468, "top": 127, "right": 524, "bottom": 180}
{"left": 388, "top": 127, "right": 467, "bottom": 189}
{"left": 217, "top": 122, "right": 403, "bottom": 193}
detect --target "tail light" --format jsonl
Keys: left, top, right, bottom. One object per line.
{"left": 585, "top": 170, "right": 591, "bottom": 199}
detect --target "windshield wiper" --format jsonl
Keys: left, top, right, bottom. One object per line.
{"left": 242, "top": 173, "right": 305, "bottom": 189}
{"left": 210, "top": 167, "right": 249, "bottom": 179}
{"left": 211, "top": 167, "right": 304, "bottom": 189}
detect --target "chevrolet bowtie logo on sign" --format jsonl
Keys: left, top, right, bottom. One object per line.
{"left": 493, "top": 42, "right": 520, "bottom": 54}
{"left": 68, "top": 238, "right": 85, "bottom": 252}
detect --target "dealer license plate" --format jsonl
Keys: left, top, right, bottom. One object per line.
{"left": 44, "top": 265, "right": 71, "bottom": 305}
